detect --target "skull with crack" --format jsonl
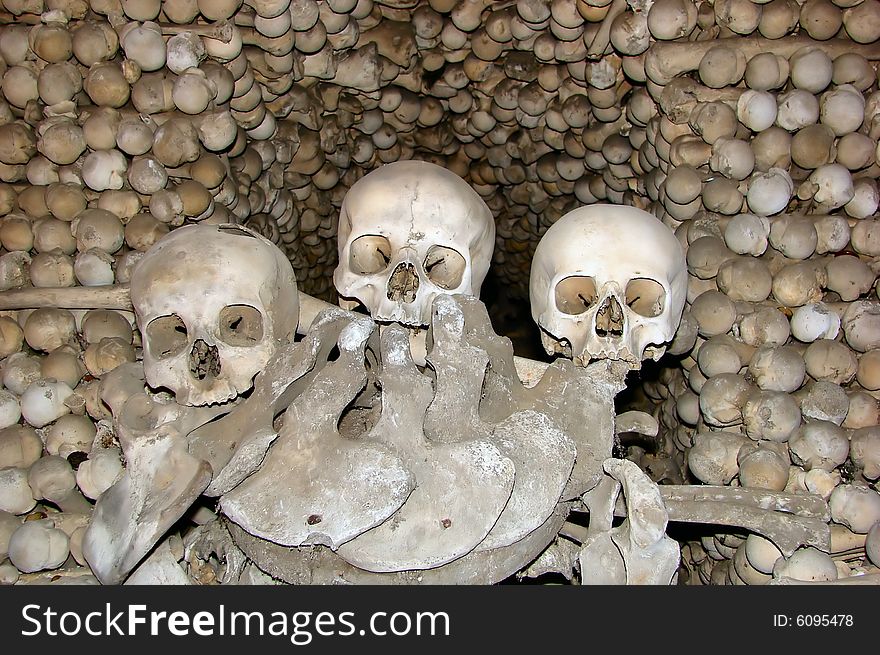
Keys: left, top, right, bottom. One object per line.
{"left": 333, "top": 160, "right": 495, "bottom": 330}
{"left": 530, "top": 204, "right": 688, "bottom": 369}
{"left": 130, "top": 223, "right": 299, "bottom": 407}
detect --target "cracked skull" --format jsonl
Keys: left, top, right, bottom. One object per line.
{"left": 333, "top": 160, "right": 495, "bottom": 327}
{"left": 130, "top": 224, "right": 299, "bottom": 406}
{"left": 530, "top": 205, "right": 687, "bottom": 368}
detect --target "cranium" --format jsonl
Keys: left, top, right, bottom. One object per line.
{"left": 130, "top": 224, "right": 299, "bottom": 406}
{"left": 333, "top": 160, "right": 495, "bottom": 328}
{"left": 529, "top": 205, "right": 687, "bottom": 368}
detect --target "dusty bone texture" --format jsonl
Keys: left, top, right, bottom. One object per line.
{"left": 124, "top": 538, "right": 193, "bottom": 586}
{"left": 643, "top": 486, "right": 832, "bottom": 557}
{"left": 188, "top": 307, "right": 356, "bottom": 497}
{"left": 645, "top": 36, "right": 880, "bottom": 85}
{"left": 579, "top": 458, "right": 680, "bottom": 585}
{"left": 219, "top": 293, "right": 616, "bottom": 581}
{"left": 226, "top": 507, "right": 571, "bottom": 585}
{"left": 447, "top": 294, "right": 626, "bottom": 499}
{"left": 335, "top": 321, "right": 517, "bottom": 571}
{"left": 81, "top": 373, "right": 227, "bottom": 584}
{"left": 420, "top": 295, "right": 576, "bottom": 554}
{"left": 220, "top": 313, "right": 415, "bottom": 550}
{"left": 183, "top": 519, "right": 249, "bottom": 585}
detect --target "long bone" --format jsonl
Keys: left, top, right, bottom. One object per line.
{"left": 646, "top": 36, "right": 880, "bottom": 85}
{"left": 657, "top": 78, "right": 744, "bottom": 124}
{"left": 158, "top": 22, "right": 235, "bottom": 42}
{"left": 565, "top": 485, "right": 832, "bottom": 557}
{"left": 558, "top": 482, "right": 832, "bottom": 582}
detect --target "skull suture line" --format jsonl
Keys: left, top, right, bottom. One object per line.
{"left": 130, "top": 224, "right": 299, "bottom": 406}
{"left": 530, "top": 205, "right": 687, "bottom": 369}
{"left": 333, "top": 161, "right": 495, "bottom": 327}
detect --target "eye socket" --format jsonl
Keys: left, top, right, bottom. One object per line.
{"left": 424, "top": 245, "right": 466, "bottom": 290}
{"left": 145, "top": 314, "right": 188, "bottom": 358}
{"left": 554, "top": 276, "right": 598, "bottom": 315}
{"left": 350, "top": 235, "right": 392, "bottom": 275}
{"left": 625, "top": 278, "right": 666, "bottom": 317}
{"left": 219, "top": 305, "right": 264, "bottom": 346}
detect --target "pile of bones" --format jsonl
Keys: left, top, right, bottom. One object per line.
{"left": 0, "top": 0, "right": 879, "bottom": 585}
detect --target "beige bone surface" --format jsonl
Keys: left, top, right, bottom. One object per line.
{"left": 0, "top": 284, "right": 554, "bottom": 383}
{"left": 646, "top": 36, "right": 880, "bottom": 85}
{"left": 612, "top": 485, "right": 831, "bottom": 556}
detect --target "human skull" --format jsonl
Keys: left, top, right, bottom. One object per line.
{"left": 529, "top": 205, "right": 687, "bottom": 368}
{"left": 130, "top": 224, "right": 299, "bottom": 406}
{"left": 333, "top": 161, "right": 495, "bottom": 327}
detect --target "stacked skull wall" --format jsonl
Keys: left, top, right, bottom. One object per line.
{"left": 1, "top": 0, "right": 880, "bottom": 584}
{"left": 624, "top": 6, "right": 880, "bottom": 583}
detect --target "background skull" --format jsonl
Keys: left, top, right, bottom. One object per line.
{"left": 333, "top": 160, "right": 495, "bottom": 327}
{"left": 130, "top": 224, "right": 299, "bottom": 406}
{"left": 530, "top": 205, "right": 687, "bottom": 368}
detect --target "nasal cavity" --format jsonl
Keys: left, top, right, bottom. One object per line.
{"left": 387, "top": 261, "right": 419, "bottom": 303}
{"left": 595, "top": 296, "right": 625, "bottom": 338}
{"left": 190, "top": 339, "right": 221, "bottom": 380}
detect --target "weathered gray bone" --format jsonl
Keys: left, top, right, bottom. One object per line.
{"left": 605, "top": 459, "right": 680, "bottom": 585}
{"left": 449, "top": 295, "right": 627, "bottom": 499}
{"left": 615, "top": 410, "right": 660, "bottom": 438}
{"left": 421, "top": 295, "right": 576, "bottom": 553}
{"left": 226, "top": 507, "right": 570, "bottom": 585}
{"left": 643, "top": 486, "right": 831, "bottom": 557}
{"left": 82, "top": 392, "right": 226, "bottom": 584}
{"left": 579, "top": 458, "right": 679, "bottom": 585}
{"left": 336, "top": 322, "right": 516, "bottom": 571}
{"left": 579, "top": 474, "right": 627, "bottom": 585}
{"left": 571, "top": 483, "right": 832, "bottom": 562}
{"left": 220, "top": 318, "right": 413, "bottom": 549}
{"left": 223, "top": 294, "right": 583, "bottom": 583}
{"left": 189, "top": 308, "right": 360, "bottom": 496}
{"left": 124, "top": 538, "right": 193, "bottom": 586}
{"left": 477, "top": 409, "right": 576, "bottom": 552}
{"left": 520, "top": 537, "right": 581, "bottom": 581}
{"left": 183, "top": 519, "right": 249, "bottom": 585}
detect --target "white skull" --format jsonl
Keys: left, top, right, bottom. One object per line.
{"left": 130, "top": 224, "right": 299, "bottom": 406}
{"left": 529, "top": 205, "right": 687, "bottom": 369}
{"left": 333, "top": 161, "right": 495, "bottom": 327}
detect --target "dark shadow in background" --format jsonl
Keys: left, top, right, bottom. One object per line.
{"left": 480, "top": 267, "right": 552, "bottom": 362}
